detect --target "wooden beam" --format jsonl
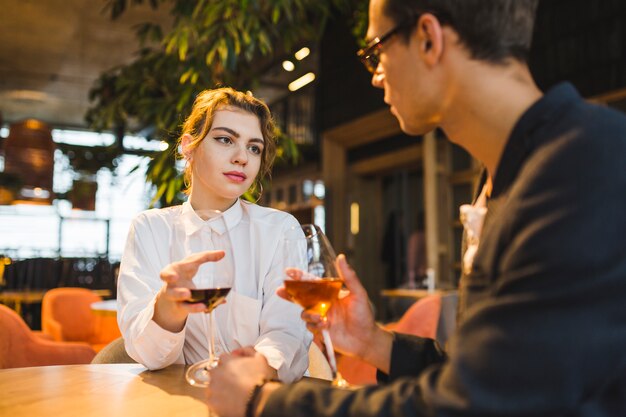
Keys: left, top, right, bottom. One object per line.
{"left": 588, "top": 87, "right": 626, "bottom": 104}
{"left": 322, "top": 138, "right": 348, "bottom": 252}
{"left": 351, "top": 144, "right": 422, "bottom": 175}
{"left": 324, "top": 108, "right": 402, "bottom": 149}
{"left": 321, "top": 107, "right": 404, "bottom": 252}
{"left": 423, "top": 131, "right": 440, "bottom": 284}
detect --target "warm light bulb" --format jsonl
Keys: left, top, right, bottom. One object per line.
{"left": 288, "top": 72, "right": 315, "bottom": 91}
{"left": 294, "top": 47, "right": 310, "bottom": 61}
{"left": 282, "top": 60, "right": 295, "bottom": 71}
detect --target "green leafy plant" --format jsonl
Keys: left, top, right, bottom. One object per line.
{"left": 87, "top": 0, "right": 364, "bottom": 207}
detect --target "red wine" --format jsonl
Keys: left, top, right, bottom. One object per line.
{"left": 185, "top": 287, "right": 231, "bottom": 312}
{"left": 283, "top": 279, "right": 343, "bottom": 316}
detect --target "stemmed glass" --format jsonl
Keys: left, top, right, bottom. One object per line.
{"left": 182, "top": 209, "right": 234, "bottom": 387}
{"left": 283, "top": 224, "right": 349, "bottom": 387}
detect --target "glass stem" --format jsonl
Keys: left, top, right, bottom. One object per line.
{"left": 205, "top": 311, "right": 216, "bottom": 367}
{"left": 321, "top": 329, "right": 338, "bottom": 379}
{"left": 206, "top": 312, "right": 217, "bottom": 416}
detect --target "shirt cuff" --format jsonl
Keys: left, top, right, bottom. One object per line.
{"left": 258, "top": 346, "right": 281, "bottom": 367}
{"left": 135, "top": 319, "right": 186, "bottom": 369}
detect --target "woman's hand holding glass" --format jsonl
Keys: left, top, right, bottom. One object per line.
{"left": 154, "top": 250, "right": 226, "bottom": 333}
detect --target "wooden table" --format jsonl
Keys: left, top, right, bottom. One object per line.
{"left": 0, "top": 290, "right": 49, "bottom": 316}
{"left": 380, "top": 288, "right": 436, "bottom": 299}
{"left": 91, "top": 299, "right": 117, "bottom": 317}
{"left": 0, "top": 289, "right": 111, "bottom": 316}
{"left": 0, "top": 364, "right": 208, "bottom": 417}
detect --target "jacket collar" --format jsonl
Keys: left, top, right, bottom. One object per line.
{"left": 492, "top": 82, "right": 580, "bottom": 199}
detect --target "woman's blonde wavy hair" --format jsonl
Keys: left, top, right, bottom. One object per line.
{"left": 178, "top": 87, "right": 277, "bottom": 197}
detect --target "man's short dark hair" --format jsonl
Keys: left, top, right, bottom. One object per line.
{"left": 383, "top": 0, "right": 538, "bottom": 63}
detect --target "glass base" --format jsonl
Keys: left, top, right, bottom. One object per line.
{"left": 331, "top": 371, "right": 350, "bottom": 388}
{"left": 185, "top": 358, "right": 218, "bottom": 387}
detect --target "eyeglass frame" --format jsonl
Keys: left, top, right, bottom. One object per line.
{"left": 356, "top": 11, "right": 449, "bottom": 74}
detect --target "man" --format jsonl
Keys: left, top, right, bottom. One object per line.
{"left": 206, "top": 0, "right": 626, "bottom": 416}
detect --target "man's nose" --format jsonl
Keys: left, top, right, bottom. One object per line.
{"left": 371, "top": 68, "right": 384, "bottom": 89}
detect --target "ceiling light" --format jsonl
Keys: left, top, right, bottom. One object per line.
{"left": 5, "top": 90, "right": 49, "bottom": 102}
{"left": 282, "top": 60, "right": 295, "bottom": 71}
{"left": 294, "top": 47, "right": 310, "bottom": 61}
{"left": 288, "top": 72, "right": 316, "bottom": 92}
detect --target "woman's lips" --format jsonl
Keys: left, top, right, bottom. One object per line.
{"left": 224, "top": 171, "right": 247, "bottom": 183}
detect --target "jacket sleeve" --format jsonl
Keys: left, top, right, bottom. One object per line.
{"left": 376, "top": 332, "right": 446, "bottom": 383}
{"left": 262, "top": 332, "right": 443, "bottom": 417}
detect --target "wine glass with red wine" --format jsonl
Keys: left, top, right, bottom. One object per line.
{"left": 182, "top": 209, "right": 234, "bottom": 387}
{"left": 283, "top": 224, "right": 349, "bottom": 387}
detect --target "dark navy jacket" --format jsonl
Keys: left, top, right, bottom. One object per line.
{"left": 264, "top": 83, "right": 626, "bottom": 417}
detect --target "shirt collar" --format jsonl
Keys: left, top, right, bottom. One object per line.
{"left": 179, "top": 199, "right": 243, "bottom": 236}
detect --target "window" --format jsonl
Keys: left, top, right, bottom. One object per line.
{"left": 0, "top": 129, "right": 154, "bottom": 260}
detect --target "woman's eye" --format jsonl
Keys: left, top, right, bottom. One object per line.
{"left": 215, "top": 136, "right": 232, "bottom": 144}
{"left": 248, "top": 145, "right": 263, "bottom": 155}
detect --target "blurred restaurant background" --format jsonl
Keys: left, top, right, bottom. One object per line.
{"left": 1, "top": 0, "right": 625, "bottom": 337}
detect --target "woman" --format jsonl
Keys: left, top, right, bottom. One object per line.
{"left": 117, "top": 87, "right": 311, "bottom": 382}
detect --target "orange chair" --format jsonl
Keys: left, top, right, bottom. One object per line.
{"left": 337, "top": 293, "right": 445, "bottom": 385}
{"left": 0, "top": 304, "right": 96, "bottom": 368}
{"left": 41, "top": 287, "right": 120, "bottom": 352}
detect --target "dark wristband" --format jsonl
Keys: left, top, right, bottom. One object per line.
{"left": 245, "top": 379, "right": 280, "bottom": 417}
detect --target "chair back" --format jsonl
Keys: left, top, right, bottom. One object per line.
{"left": 91, "top": 337, "right": 136, "bottom": 364}
{"left": 307, "top": 341, "right": 333, "bottom": 381}
{"left": 0, "top": 304, "right": 96, "bottom": 368}
{"left": 42, "top": 287, "right": 101, "bottom": 342}
{"left": 0, "top": 304, "right": 35, "bottom": 368}
{"left": 391, "top": 292, "right": 441, "bottom": 337}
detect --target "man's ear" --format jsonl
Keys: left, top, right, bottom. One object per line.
{"left": 181, "top": 133, "right": 194, "bottom": 160}
{"left": 417, "top": 13, "right": 444, "bottom": 65}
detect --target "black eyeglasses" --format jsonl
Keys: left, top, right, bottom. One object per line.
{"left": 357, "top": 19, "right": 418, "bottom": 74}
{"left": 357, "top": 11, "right": 449, "bottom": 74}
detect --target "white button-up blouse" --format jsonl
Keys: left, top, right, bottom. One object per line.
{"left": 117, "top": 199, "right": 312, "bottom": 382}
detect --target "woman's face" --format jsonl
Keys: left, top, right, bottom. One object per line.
{"left": 185, "top": 108, "right": 264, "bottom": 210}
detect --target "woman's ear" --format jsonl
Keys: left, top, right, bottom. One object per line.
{"left": 181, "top": 133, "right": 194, "bottom": 161}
